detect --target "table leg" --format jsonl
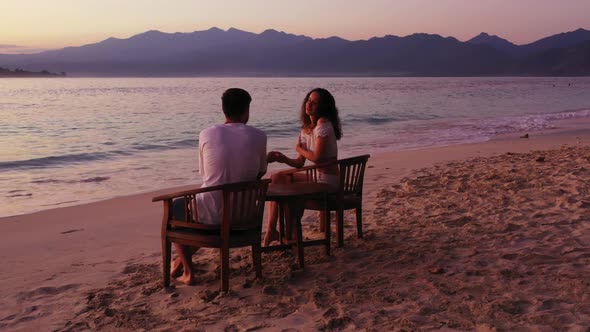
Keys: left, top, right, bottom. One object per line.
{"left": 324, "top": 193, "right": 331, "bottom": 256}
{"left": 294, "top": 214, "right": 305, "bottom": 268}
{"left": 278, "top": 201, "right": 286, "bottom": 245}
{"left": 282, "top": 203, "right": 291, "bottom": 245}
{"left": 284, "top": 200, "right": 305, "bottom": 268}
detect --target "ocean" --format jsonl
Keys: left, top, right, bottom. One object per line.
{"left": 1, "top": 77, "right": 590, "bottom": 217}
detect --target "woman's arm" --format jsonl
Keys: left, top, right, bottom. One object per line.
{"left": 295, "top": 136, "right": 329, "bottom": 163}
{"left": 295, "top": 119, "right": 334, "bottom": 163}
{"left": 281, "top": 152, "right": 306, "bottom": 168}
{"left": 268, "top": 151, "right": 305, "bottom": 168}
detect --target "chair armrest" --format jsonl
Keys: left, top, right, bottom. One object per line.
{"left": 169, "top": 220, "right": 220, "bottom": 231}
{"left": 152, "top": 179, "right": 272, "bottom": 202}
{"left": 276, "top": 159, "right": 339, "bottom": 176}
{"left": 152, "top": 183, "right": 227, "bottom": 202}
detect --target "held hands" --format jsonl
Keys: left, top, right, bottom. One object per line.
{"left": 267, "top": 151, "right": 287, "bottom": 163}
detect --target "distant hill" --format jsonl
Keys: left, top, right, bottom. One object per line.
{"left": 516, "top": 40, "right": 590, "bottom": 76}
{"left": 467, "top": 33, "right": 520, "bottom": 57}
{"left": 467, "top": 28, "right": 590, "bottom": 58}
{"left": 0, "top": 67, "right": 65, "bottom": 77}
{"left": 1, "top": 27, "right": 589, "bottom": 76}
{"left": 520, "top": 28, "right": 590, "bottom": 56}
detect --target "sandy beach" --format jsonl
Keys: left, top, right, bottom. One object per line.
{"left": 1, "top": 120, "right": 589, "bottom": 331}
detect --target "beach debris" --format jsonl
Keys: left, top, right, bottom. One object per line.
{"left": 60, "top": 228, "right": 84, "bottom": 234}
{"left": 401, "top": 181, "right": 413, "bottom": 192}
{"left": 242, "top": 278, "right": 253, "bottom": 289}
{"left": 6, "top": 192, "right": 32, "bottom": 198}
{"left": 475, "top": 323, "right": 497, "bottom": 332}
{"left": 535, "top": 156, "right": 545, "bottom": 162}
{"left": 321, "top": 316, "right": 354, "bottom": 331}
{"left": 501, "top": 253, "right": 518, "bottom": 260}
{"left": 262, "top": 285, "right": 278, "bottom": 295}
{"left": 104, "top": 308, "right": 116, "bottom": 317}
{"left": 199, "top": 289, "right": 220, "bottom": 302}
{"left": 429, "top": 267, "right": 445, "bottom": 274}
{"left": 162, "top": 285, "right": 176, "bottom": 293}
{"left": 520, "top": 134, "right": 529, "bottom": 138}
{"left": 447, "top": 215, "right": 472, "bottom": 226}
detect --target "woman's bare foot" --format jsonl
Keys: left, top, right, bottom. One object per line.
{"left": 170, "top": 257, "right": 183, "bottom": 278}
{"left": 263, "top": 229, "right": 280, "bottom": 246}
{"left": 176, "top": 272, "right": 195, "bottom": 285}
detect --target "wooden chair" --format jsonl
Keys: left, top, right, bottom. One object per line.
{"left": 277, "top": 154, "right": 370, "bottom": 247}
{"left": 152, "top": 179, "right": 271, "bottom": 292}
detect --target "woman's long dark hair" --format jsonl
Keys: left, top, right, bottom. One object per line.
{"left": 299, "top": 88, "right": 342, "bottom": 140}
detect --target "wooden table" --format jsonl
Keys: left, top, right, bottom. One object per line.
{"left": 261, "top": 182, "right": 336, "bottom": 268}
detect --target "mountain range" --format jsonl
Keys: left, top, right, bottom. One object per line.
{"left": 1, "top": 27, "right": 589, "bottom": 76}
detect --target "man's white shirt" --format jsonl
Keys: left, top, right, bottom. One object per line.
{"left": 196, "top": 123, "right": 267, "bottom": 224}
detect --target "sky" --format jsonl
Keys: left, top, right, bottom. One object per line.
{"left": 1, "top": 0, "right": 590, "bottom": 54}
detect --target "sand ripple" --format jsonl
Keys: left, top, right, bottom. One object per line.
{"left": 41, "top": 146, "right": 590, "bottom": 331}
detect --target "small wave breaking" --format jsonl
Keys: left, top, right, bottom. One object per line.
{"left": 0, "top": 152, "right": 129, "bottom": 171}
{"left": 31, "top": 176, "right": 110, "bottom": 184}
{"left": 0, "top": 138, "right": 198, "bottom": 172}
{"left": 478, "top": 108, "right": 590, "bottom": 136}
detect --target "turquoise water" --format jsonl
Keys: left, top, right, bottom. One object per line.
{"left": 1, "top": 77, "right": 590, "bottom": 217}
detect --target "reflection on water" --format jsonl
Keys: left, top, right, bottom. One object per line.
{"left": 1, "top": 77, "right": 590, "bottom": 216}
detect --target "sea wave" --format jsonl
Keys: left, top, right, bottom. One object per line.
{"left": 477, "top": 108, "right": 590, "bottom": 135}
{"left": 347, "top": 114, "right": 400, "bottom": 124}
{"left": 0, "top": 152, "right": 116, "bottom": 171}
{"left": 345, "top": 112, "right": 440, "bottom": 125}
{"left": 169, "top": 138, "right": 198, "bottom": 148}
{"left": 31, "top": 176, "right": 110, "bottom": 184}
{"left": 0, "top": 139, "right": 198, "bottom": 171}
{"left": 342, "top": 108, "right": 590, "bottom": 157}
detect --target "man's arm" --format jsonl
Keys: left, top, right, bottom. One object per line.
{"left": 199, "top": 134, "right": 205, "bottom": 177}
{"left": 256, "top": 136, "right": 268, "bottom": 179}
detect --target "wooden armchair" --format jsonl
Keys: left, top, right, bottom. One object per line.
{"left": 152, "top": 179, "right": 271, "bottom": 292}
{"left": 278, "top": 154, "right": 370, "bottom": 247}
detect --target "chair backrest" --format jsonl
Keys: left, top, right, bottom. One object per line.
{"left": 337, "top": 154, "right": 370, "bottom": 197}
{"left": 161, "top": 179, "right": 270, "bottom": 232}
{"left": 221, "top": 179, "right": 270, "bottom": 231}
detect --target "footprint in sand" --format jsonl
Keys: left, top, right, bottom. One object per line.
{"left": 16, "top": 284, "right": 80, "bottom": 302}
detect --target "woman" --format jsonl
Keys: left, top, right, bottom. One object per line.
{"left": 264, "top": 88, "right": 342, "bottom": 246}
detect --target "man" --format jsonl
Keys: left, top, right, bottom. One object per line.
{"left": 172, "top": 88, "right": 267, "bottom": 285}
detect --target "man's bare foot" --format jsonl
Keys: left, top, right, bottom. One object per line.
{"left": 263, "top": 229, "right": 280, "bottom": 246}
{"left": 170, "top": 257, "right": 183, "bottom": 278}
{"left": 176, "top": 273, "right": 195, "bottom": 285}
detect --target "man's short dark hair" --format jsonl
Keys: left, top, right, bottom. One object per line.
{"left": 222, "top": 88, "right": 252, "bottom": 119}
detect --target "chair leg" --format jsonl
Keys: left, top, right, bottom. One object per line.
{"left": 278, "top": 202, "right": 286, "bottom": 244}
{"left": 337, "top": 208, "right": 344, "bottom": 247}
{"left": 324, "top": 209, "right": 331, "bottom": 256}
{"left": 295, "top": 217, "right": 305, "bottom": 268}
{"left": 252, "top": 243, "right": 262, "bottom": 278}
{"left": 319, "top": 211, "right": 326, "bottom": 233}
{"left": 356, "top": 207, "right": 363, "bottom": 238}
{"left": 162, "top": 237, "right": 171, "bottom": 287}
{"left": 220, "top": 245, "right": 230, "bottom": 292}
